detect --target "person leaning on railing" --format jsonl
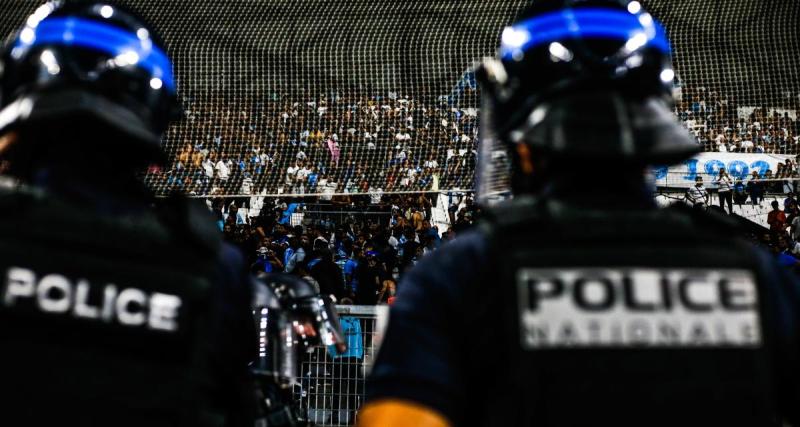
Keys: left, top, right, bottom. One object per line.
{"left": 685, "top": 176, "right": 711, "bottom": 207}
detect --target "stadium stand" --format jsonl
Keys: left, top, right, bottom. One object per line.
{"left": 0, "top": 0, "right": 798, "bottom": 425}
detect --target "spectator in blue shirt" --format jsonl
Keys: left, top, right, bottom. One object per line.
{"left": 283, "top": 236, "right": 296, "bottom": 268}
{"left": 307, "top": 167, "right": 319, "bottom": 192}
{"left": 344, "top": 245, "right": 361, "bottom": 296}
{"left": 251, "top": 246, "right": 284, "bottom": 273}
{"left": 327, "top": 310, "right": 364, "bottom": 424}
{"left": 280, "top": 200, "right": 301, "bottom": 225}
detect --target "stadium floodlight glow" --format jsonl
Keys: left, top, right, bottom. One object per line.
{"left": 27, "top": 3, "right": 55, "bottom": 28}
{"left": 12, "top": 18, "right": 176, "bottom": 91}
{"left": 501, "top": 27, "right": 530, "bottom": 61}
{"left": 625, "top": 53, "right": 643, "bottom": 68}
{"left": 624, "top": 32, "right": 648, "bottom": 53}
{"left": 548, "top": 42, "right": 573, "bottom": 62}
{"left": 627, "top": 1, "right": 642, "bottom": 14}
{"left": 638, "top": 12, "right": 654, "bottom": 27}
{"left": 114, "top": 50, "right": 139, "bottom": 66}
{"left": 149, "top": 77, "right": 163, "bottom": 90}
{"left": 100, "top": 5, "right": 114, "bottom": 19}
{"left": 501, "top": 27, "right": 530, "bottom": 49}
{"left": 638, "top": 13, "right": 657, "bottom": 40}
{"left": 0, "top": 98, "right": 34, "bottom": 131}
{"left": 528, "top": 105, "right": 548, "bottom": 127}
{"left": 39, "top": 49, "right": 60, "bottom": 75}
{"left": 500, "top": 9, "right": 671, "bottom": 62}
{"left": 19, "top": 28, "right": 35, "bottom": 44}
{"left": 660, "top": 68, "right": 675, "bottom": 83}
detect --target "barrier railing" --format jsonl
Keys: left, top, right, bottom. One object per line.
{"left": 296, "top": 305, "right": 383, "bottom": 426}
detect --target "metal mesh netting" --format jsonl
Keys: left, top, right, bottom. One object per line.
{"left": 647, "top": 0, "right": 800, "bottom": 190}
{"left": 0, "top": 0, "right": 520, "bottom": 197}
{"left": 648, "top": 0, "right": 800, "bottom": 155}
{"left": 0, "top": 0, "right": 798, "bottom": 198}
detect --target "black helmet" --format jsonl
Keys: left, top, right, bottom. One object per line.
{"left": 476, "top": 0, "right": 699, "bottom": 201}
{"left": 0, "top": 1, "right": 181, "bottom": 162}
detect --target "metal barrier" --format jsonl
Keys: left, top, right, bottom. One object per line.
{"left": 296, "top": 305, "right": 383, "bottom": 426}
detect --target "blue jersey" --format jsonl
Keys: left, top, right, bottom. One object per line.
{"left": 328, "top": 316, "right": 364, "bottom": 359}
{"left": 280, "top": 203, "right": 300, "bottom": 225}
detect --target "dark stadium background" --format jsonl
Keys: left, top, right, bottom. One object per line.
{"left": 1, "top": 1, "right": 797, "bottom": 196}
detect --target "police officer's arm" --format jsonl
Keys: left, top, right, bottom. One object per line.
{"left": 358, "top": 399, "right": 450, "bottom": 427}
{"left": 361, "top": 232, "right": 486, "bottom": 426}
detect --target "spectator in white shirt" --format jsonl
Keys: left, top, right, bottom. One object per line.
{"left": 715, "top": 168, "right": 734, "bottom": 213}
{"left": 286, "top": 162, "right": 299, "bottom": 186}
{"left": 369, "top": 186, "right": 384, "bottom": 204}
{"left": 321, "top": 178, "right": 337, "bottom": 201}
{"left": 423, "top": 154, "right": 439, "bottom": 170}
{"left": 685, "top": 176, "right": 710, "bottom": 207}
{"left": 395, "top": 129, "right": 411, "bottom": 142}
{"left": 297, "top": 165, "right": 311, "bottom": 194}
{"left": 215, "top": 157, "right": 230, "bottom": 182}
{"left": 791, "top": 215, "right": 800, "bottom": 242}
{"left": 202, "top": 157, "right": 215, "bottom": 179}
{"left": 740, "top": 137, "right": 754, "bottom": 153}
{"left": 240, "top": 174, "right": 253, "bottom": 196}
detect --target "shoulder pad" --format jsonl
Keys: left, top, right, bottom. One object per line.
{"left": 663, "top": 203, "right": 744, "bottom": 234}
{"left": 482, "top": 195, "right": 543, "bottom": 228}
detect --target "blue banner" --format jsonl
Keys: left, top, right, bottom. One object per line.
{"left": 652, "top": 153, "right": 795, "bottom": 188}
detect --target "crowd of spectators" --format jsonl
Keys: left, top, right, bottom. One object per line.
{"left": 747, "top": 196, "right": 800, "bottom": 271}
{"left": 146, "top": 85, "right": 800, "bottom": 286}
{"left": 147, "top": 91, "right": 479, "bottom": 197}
{"left": 141, "top": 86, "right": 800, "bottom": 200}
{"left": 213, "top": 192, "right": 480, "bottom": 305}
{"left": 681, "top": 167, "right": 800, "bottom": 269}
{"left": 676, "top": 86, "right": 799, "bottom": 154}
{"left": 685, "top": 159, "right": 800, "bottom": 213}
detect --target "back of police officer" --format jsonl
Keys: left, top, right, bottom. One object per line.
{"left": 361, "top": 1, "right": 800, "bottom": 426}
{"left": 0, "top": 2, "right": 255, "bottom": 425}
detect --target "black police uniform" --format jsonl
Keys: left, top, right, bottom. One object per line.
{"left": 367, "top": 194, "right": 800, "bottom": 426}
{"left": 368, "top": 0, "right": 800, "bottom": 425}
{"left": 0, "top": 2, "right": 256, "bottom": 425}
{"left": 252, "top": 273, "right": 347, "bottom": 427}
{"left": 0, "top": 189, "right": 256, "bottom": 426}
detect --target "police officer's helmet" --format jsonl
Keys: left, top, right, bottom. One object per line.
{"left": 476, "top": 0, "right": 699, "bottom": 201}
{"left": 0, "top": 1, "right": 181, "bottom": 162}
{"left": 260, "top": 273, "right": 347, "bottom": 351}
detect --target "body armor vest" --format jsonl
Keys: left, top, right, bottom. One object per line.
{"left": 468, "top": 197, "right": 782, "bottom": 426}
{"left": 0, "top": 189, "right": 226, "bottom": 426}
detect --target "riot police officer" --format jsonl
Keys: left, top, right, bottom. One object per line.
{"left": 360, "top": 1, "right": 800, "bottom": 426}
{"left": 252, "top": 273, "right": 347, "bottom": 427}
{"left": 0, "top": 2, "right": 257, "bottom": 425}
